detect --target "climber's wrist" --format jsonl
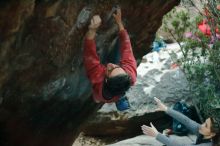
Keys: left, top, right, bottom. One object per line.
{"left": 86, "top": 29, "right": 97, "bottom": 40}
{"left": 118, "top": 22, "right": 124, "bottom": 31}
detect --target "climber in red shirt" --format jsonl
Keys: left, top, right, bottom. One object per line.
{"left": 83, "top": 8, "right": 137, "bottom": 108}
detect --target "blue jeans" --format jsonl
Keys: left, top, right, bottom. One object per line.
{"left": 105, "top": 37, "right": 120, "bottom": 64}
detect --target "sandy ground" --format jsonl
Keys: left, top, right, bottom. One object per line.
{"left": 72, "top": 133, "right": 106, "bottom": 146}
{"left": 72, "top": 133, "right": 121, "bottom": 146}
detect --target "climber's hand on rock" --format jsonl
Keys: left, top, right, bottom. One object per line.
{"left": 154, "top": 97, "right": 167, "bottom": 112}
{"left": 86, "top": 15, "right": 101, "bottom": 40}
{"left": 89, "top": 15, "right": 102, "bottom": 30}
{"left": 141, "top": 122, "right": 159, "bottom": 137}
{"left": 113, "top": 8, "right": 124, "bottom": 31}
{"left": 113, "top": 8, "right": 122, "bottom": 24}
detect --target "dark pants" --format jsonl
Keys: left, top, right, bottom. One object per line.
{"left": 102, "top": 37, "right": 120, "bottom": 65}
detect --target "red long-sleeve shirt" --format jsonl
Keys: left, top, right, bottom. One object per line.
{"left": 83, "top": 29, "right": 137, "bottom": 103}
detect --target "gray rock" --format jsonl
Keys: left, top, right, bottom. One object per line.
{"left": 100, "top": 43, "right": 191, "bottom": 115}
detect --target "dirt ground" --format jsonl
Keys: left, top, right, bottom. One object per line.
{"left": 72, "top": 133, "right": 120, "bottom": 146}
{"left": 72, "top": 133, "right": 106, "bottom": 146}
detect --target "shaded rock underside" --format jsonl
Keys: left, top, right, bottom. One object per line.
{"left": 0, "top": 0, "right": 180, "bottom": 146}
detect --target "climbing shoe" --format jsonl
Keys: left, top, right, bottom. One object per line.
{"left": 115, "top": 95, "right": 130, "bottom": 111}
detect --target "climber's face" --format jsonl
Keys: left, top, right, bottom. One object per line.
{"left": 106, "top": 63, "right": 126, "bottom": 77}
{"left": 199, "top": 118, "right": 216, "bottom": 139}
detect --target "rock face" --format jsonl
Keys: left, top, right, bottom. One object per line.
{"left": 0, "top": 1, "right": 180, "bottom": 146}
{"left": 83, "top": 43, "right": 193, "bottom": 137}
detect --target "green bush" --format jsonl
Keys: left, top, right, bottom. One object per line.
{"left": 161, "top": 0, "right": 220, "bottom": 121}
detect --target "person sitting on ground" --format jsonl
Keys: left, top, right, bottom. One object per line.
{"left": 141, "top": 97, "right": 220, "bottom": 146}
{"left": 83, "top": 8, "right": 137, "bottom": 110}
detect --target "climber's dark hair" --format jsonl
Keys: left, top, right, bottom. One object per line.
{"left": 102, "top": 74, "right": 131, "bottom": 100}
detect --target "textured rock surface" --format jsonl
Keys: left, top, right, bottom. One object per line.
{"left": 0, "top": 1, "right": 180, "bottom": 146}
{"left": 83, "top": 43, "right": 193, "bottom": 137}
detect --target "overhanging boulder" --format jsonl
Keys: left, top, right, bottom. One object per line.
{"left": 0, "top": 0, "right": 180, "bottom": 146}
